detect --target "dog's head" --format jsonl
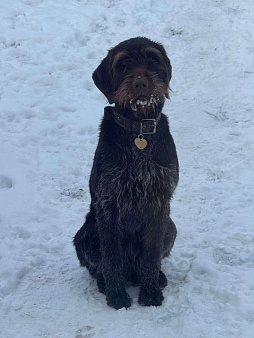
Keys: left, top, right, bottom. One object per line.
{"left": 92, "top": 37, "right": 172, "bottom": 115}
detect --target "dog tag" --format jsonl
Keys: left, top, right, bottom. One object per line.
{"left": 134, "top": 135, "right": 147, "bottom": 150}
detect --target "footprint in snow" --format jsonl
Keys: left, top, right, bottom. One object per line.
{"left": 76, "top": 326, "right": 95, "bottom": 338}
{"left": 59, "top": 106, "right": 76, "bottom": 113}
{"left": 0, "top": 175, "right": 13, "bottom": 190}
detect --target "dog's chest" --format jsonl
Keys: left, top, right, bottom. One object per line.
{"left": 110, "top": 147, "right": 174, "bottom": 215}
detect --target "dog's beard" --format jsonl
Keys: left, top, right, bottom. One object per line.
{"left": 129, "top": 95, "right": 159, "bottom": 112}
{"left": 114, "top": 74, "right": 168, "bottom": 116}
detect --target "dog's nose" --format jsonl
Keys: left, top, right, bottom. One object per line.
{"left": 133, "top": 76, "right": 149, "bottom": 90}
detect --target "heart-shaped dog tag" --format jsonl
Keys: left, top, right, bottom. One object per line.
{"left": 134, "top": 137, "right": 147, "bottom": 150}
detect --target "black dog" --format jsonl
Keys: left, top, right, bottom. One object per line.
{"left": 74, "top": 37, "right": 179, "bottom": 309}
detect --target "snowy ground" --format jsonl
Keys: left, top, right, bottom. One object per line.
{"left": 0, "top": 0, "right": 254, "bottom": 337}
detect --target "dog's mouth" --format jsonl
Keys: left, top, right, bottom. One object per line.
{"left": 114, "top": 72, "right": 168, "bottom": 115}
{"left": 129, "top": 95, "right": 159, "bottom": 112}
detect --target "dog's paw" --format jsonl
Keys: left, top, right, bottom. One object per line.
{"left": 138, "top": 289, "right": 164, "bottom": 307}
{"left": 106, "top": 290, "right": 132, "bottom": 310}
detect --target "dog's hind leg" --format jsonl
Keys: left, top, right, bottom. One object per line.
{"left": 128, "top": 270, "right": 167, "bottom": 289}
{"left": 73, "top": 208, "right": 102, "bottom": 272}
{"left": 74, "top": 211, "right": 99, "bottom": 261}
{"left": 159, "top": 270, "right": 168, "bottom": 289}
{"left": 152, "top": 217, "right": 177, "bottom": 291}
{"left": 74, "top": 210, "right": 107, "bottom": 293}
{"left": 73, "top": 223, "right": 89, "bottom": 267}
{"left": 163, "top": 217, "right": 177, "bottom": 258}
{"left": 74, "top": 207, "right": 108, "bottom": 294}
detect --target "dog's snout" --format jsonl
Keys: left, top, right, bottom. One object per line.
{"left": 133, "top": 76, "right": 149, "bottom": 90}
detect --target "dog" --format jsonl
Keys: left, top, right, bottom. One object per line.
{"left": 74, "top": 37, "right": 179, "bottom": 309}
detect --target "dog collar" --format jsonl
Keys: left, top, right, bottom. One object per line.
{"left": 104, "top": 106, "right": 161, "bottom": 135}
{"left": 104, "top": 106, "right": 161, "bottom": 150}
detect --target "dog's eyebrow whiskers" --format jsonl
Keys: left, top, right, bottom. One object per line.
{"left": 112, "top": 51, "right": 129, "bottom": 70}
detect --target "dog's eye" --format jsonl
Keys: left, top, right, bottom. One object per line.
{"left": 148, "top": 55, "right": 161, "bottom": 65}
{"left": 147, "top": 60, "right": 167, "bottom": 82}
{"left": 114, "top": 60, "right": 131, "bottom": 78}
{"left": 115, "top": 59, "right": 129, "bottom": 69}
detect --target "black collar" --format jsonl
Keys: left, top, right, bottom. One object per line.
{"left": 104, "top": 106, "right": 161, "bottom": 135}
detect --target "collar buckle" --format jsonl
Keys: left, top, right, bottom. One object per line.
{"left": 140, "top": 119, "right": 157, "bottom": 135}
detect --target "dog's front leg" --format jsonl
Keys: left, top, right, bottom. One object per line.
{"left": 97, "top": 205, "right": 132, "bottom": 310}
{"left": 138, "top": 228, "right": 165, "bottom": 307}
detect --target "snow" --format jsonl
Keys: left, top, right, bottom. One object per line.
{"left": 0, "top": 0, "right": 254, "bottom": 337}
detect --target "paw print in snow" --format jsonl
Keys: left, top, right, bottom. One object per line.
{"left": 76, "top": 326, "right": 95, "bottom": 338}
{"left": 0, "top": 175, "right": 13, "bottom": 190}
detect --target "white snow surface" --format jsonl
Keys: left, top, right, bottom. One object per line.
{"left": 0, "top": 0, "right": 254, "bottom": 337}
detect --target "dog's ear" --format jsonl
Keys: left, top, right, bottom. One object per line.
{"left": 155, "top": 44, "right": 172, "bottom": 99}
{"left": 92, "top": 55, "right": 115, "bottom": 104}
{"left": 165, "top": 57, "right": 172, "bottom": 99}
{"left": 161, "top": 49, "right": 172, "bottom": 99}
{"left": 166, "top": 57, "right": 172, "bottom": 83}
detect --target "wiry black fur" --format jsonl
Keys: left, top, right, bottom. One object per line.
{"left": 74, "top": 37, "right": 179, "bottom": 309}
